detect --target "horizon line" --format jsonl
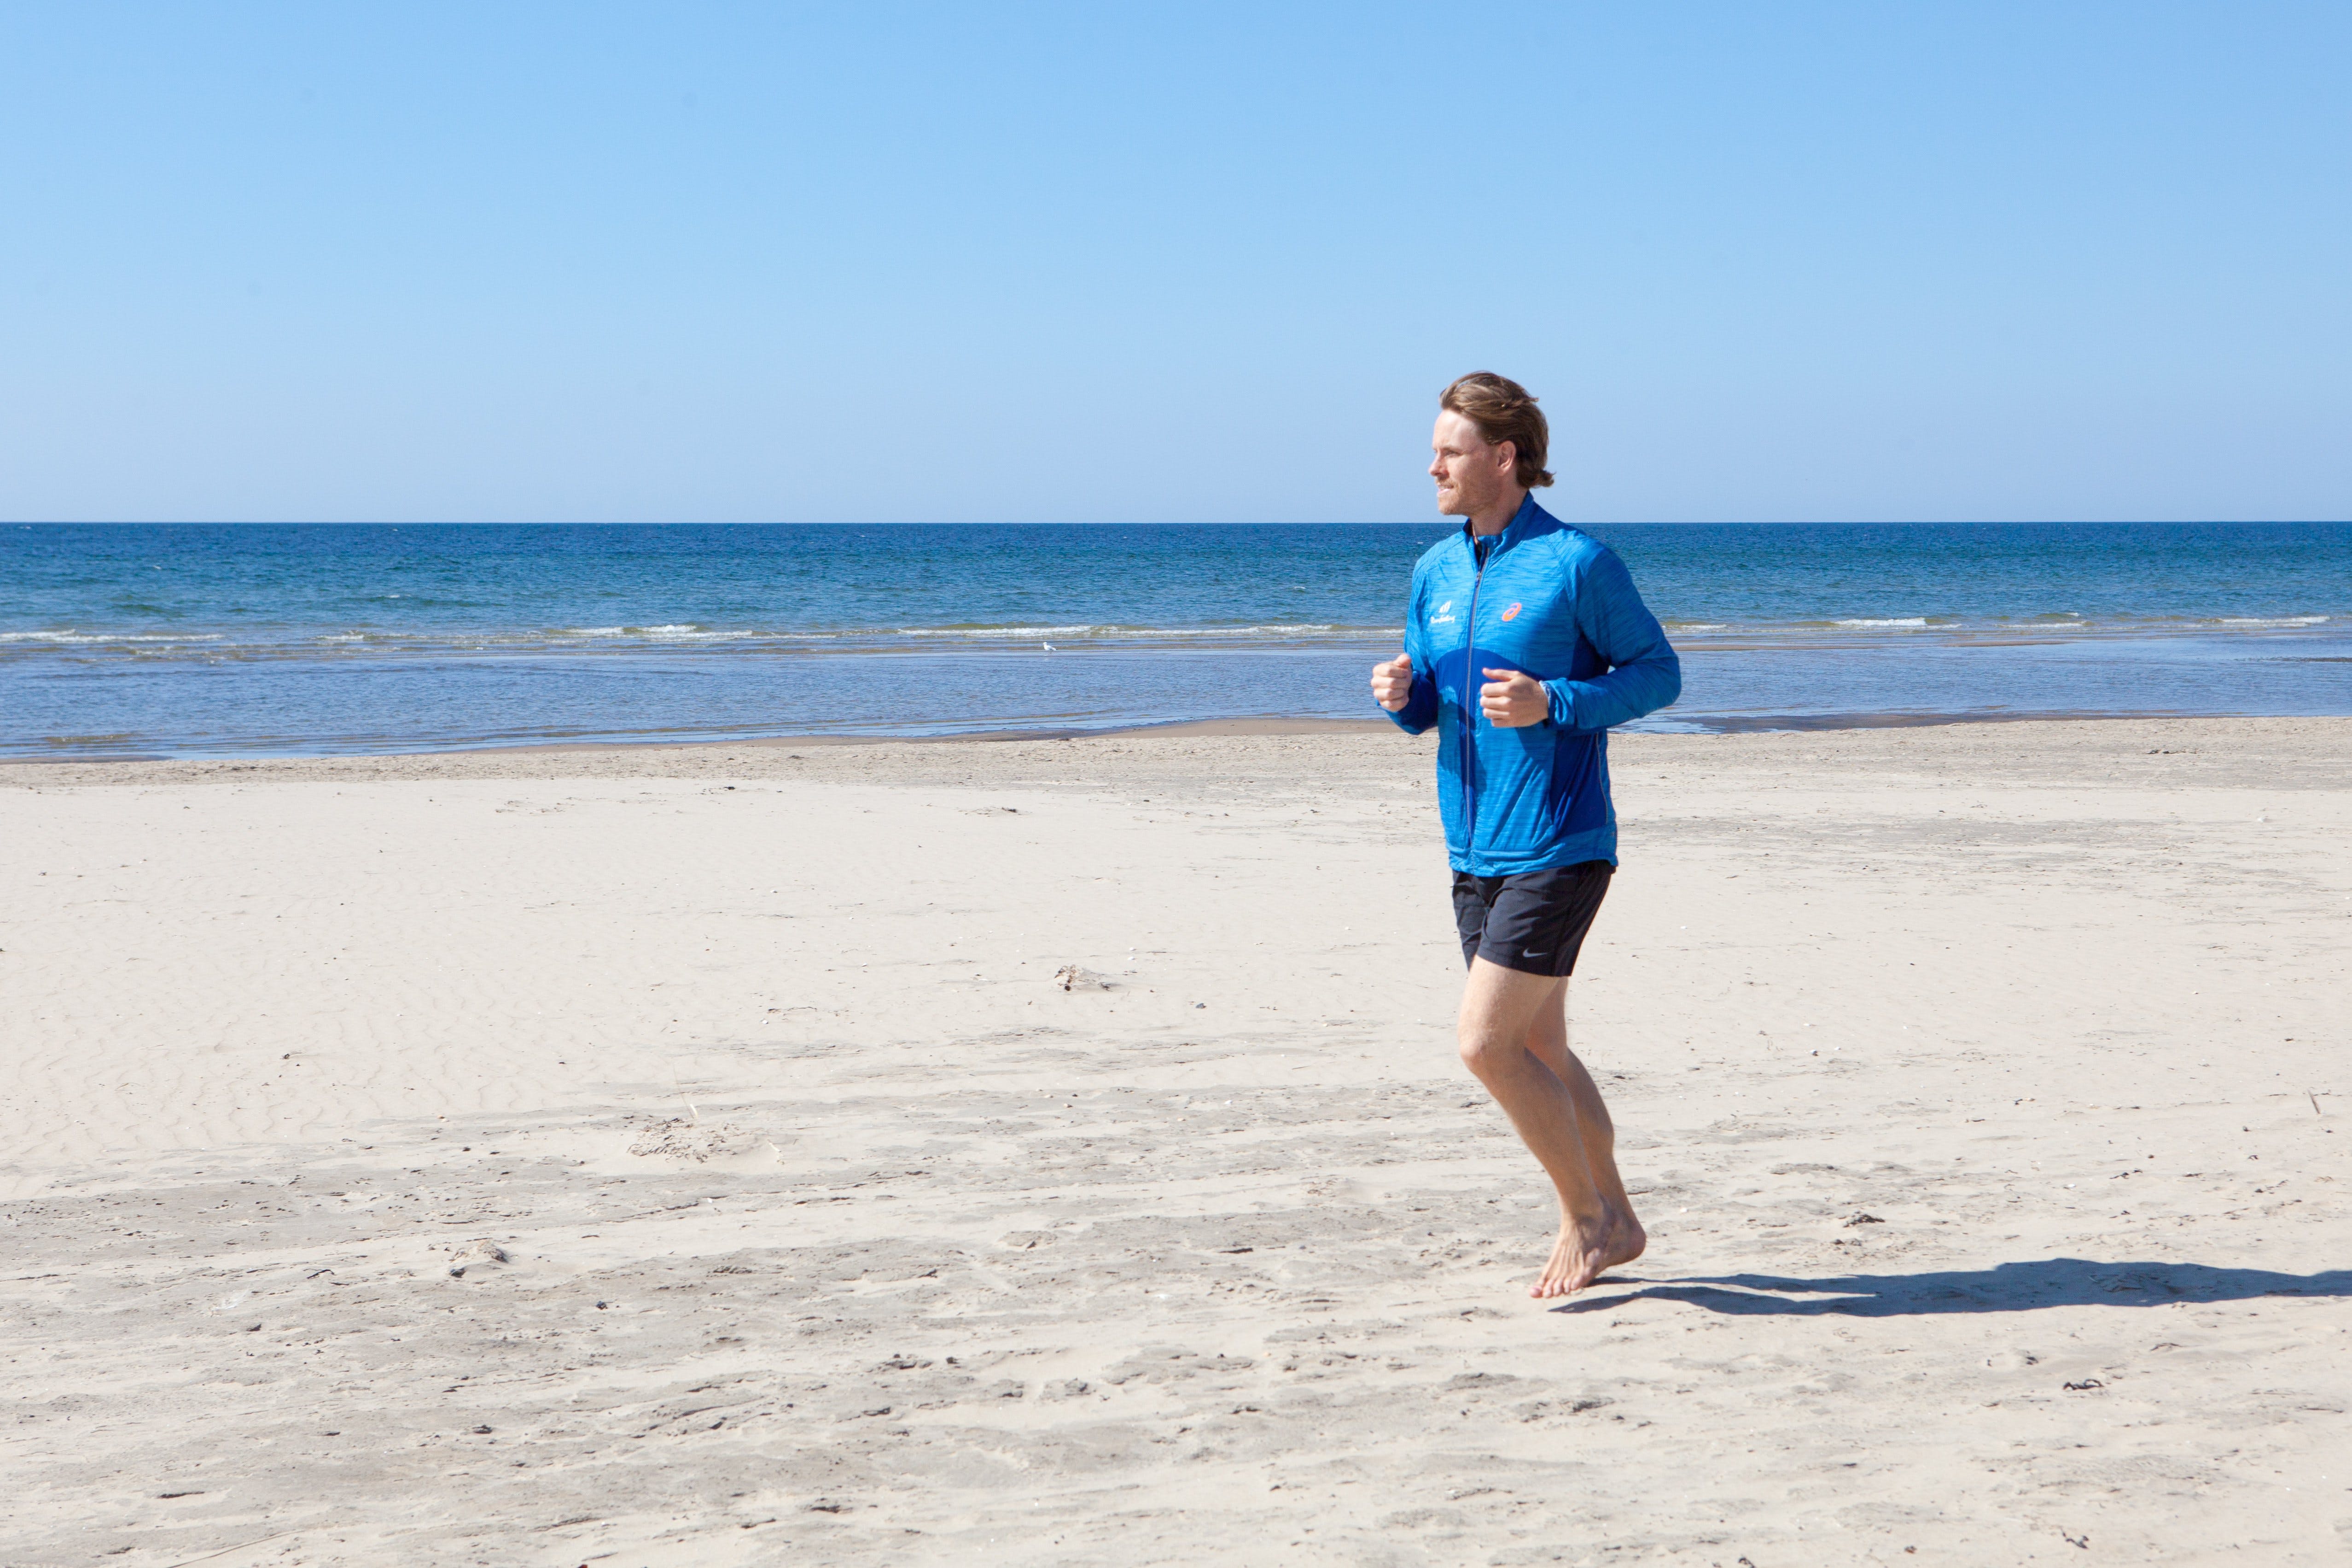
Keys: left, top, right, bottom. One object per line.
{"left": 11, "top": 517, "right": 2351, "bottom": 530}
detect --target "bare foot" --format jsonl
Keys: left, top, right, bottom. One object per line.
{"left": 1529, "top": 1210, "right": 1618, "bottom": 1298}
{"left": 1604, "top": 1205, "right": 1647, "bottom": 1271}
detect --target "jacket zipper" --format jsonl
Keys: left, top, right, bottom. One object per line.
{"left": 1461, "top": 531, "right": 1490, "bottom": 854}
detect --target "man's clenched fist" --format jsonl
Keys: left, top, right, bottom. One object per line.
{"left": 1370, "top": 650, "right": 1415, "bottom": 711}
{"left": 1479, "top": 668, "right": 1549, "bottom": 728}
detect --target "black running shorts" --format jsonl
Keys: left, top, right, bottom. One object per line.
{"left": 1451, "top": 860, "right": 1613, "bottom": 978}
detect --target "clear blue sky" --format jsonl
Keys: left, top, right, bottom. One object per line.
{"left": 3, "top": 3, "right": 2346, "bottom": 523}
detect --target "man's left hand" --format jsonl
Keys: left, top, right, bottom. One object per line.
{"left": 1479, "top": 668, "right": 1548, "bottom": 728}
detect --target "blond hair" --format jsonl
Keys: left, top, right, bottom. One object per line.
{"left": 1440, "top": 372, "right": 1553, "bottom": 489}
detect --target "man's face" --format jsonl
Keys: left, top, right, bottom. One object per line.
{"left": 1429, "top": 409, "right": 1515, "bottom": 518}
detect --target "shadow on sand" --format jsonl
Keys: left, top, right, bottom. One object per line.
{"left": 1554, "top": 1258, "right": 2352, "bottom": 1317}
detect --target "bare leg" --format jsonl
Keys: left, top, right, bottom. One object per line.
{"left": 1526, "top": 983, "right": 1645, "bottom": 1270}
{"left": 1456, "top": 959, "right": 1623, "bottom": 1297}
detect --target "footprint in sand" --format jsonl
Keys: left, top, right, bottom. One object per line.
{"left": 445, "top": 1239, "right": 511, "bottom": 1278}
{"left": 623, "top": 1118, "right": 778, "bottom": 1167}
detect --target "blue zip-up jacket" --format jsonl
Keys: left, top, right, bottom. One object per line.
{"left": 1385, "top": 496, "right": 1681, "bottom": 874}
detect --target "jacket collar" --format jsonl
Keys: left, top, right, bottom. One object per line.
{"left": 1460, "top": 492, "right": 1544, "bottom": 555}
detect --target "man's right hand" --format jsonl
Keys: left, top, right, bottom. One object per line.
{"left": 1370, "top": 650, "right": 1415, "bottom": 711}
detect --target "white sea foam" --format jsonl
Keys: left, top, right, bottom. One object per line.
{"left": 0, "top": 630, "right": 223, "bottom": 644}
{"left": 1105, "top": 624, "right": 1346, "bottom": 638}
{"left": 2218, "top": 616, "right": 2329, "bottom": 627}
{"left": 1834, "top": 618, "right": 1931, "bottom": 628}
{"left": 893, "top": 623, "right": 1374, "bottom": 640}
{"left": 899, "top": 624, "right": 1101, "bottom": 638}
{"left": 563, "top": 624, "right": 761, "bottom": 641}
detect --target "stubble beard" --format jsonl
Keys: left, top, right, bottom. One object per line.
{"left": 1439, "top": 477, "right": 1491, "bottom": 520}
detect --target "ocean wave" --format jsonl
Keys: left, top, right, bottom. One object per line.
{"left": 558, "top": 624, "right": 769, "bottom": 641}
{"left": 891, "top": 622, "right": 1382, "bottom": 640}
{"left": 9, "top": 612, "right": 2342, "bottom": 661}
{"left": 0, "top": 624, "right": 1407, "bottom": 657}
{"left": 897, "top": 624, "right": 1104, "bottom": 638}
{"left": 0, "top": 630, "right": 224, "bottom": 644}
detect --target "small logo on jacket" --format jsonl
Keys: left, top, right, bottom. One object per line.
{"left": 1501, "top": 601, "right": 1522, "bottom": 621}
{"left": 1430, "top": 598, "right": 1456, "bottom": 626}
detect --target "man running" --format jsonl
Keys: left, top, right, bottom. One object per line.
{"left": 1370, "top": 372, "right": 1681, "bottom": 1298}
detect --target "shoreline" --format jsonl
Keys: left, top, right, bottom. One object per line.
{"left": 7, "top": 714, "right": 2346, "bottom": 803}
{"left": 5, "top": 704, "right": 2337, "bottom": 770}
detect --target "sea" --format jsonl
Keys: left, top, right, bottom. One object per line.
{"left": 3, "top": 521, "right": 2347, "bottom": 759}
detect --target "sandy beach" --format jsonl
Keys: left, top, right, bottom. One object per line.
{"left": 4, "top": 717, "right": 2347, "bottom": 1566}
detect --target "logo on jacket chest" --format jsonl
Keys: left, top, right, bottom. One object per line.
{"left": 1431, "top": 596, "right": 1528, "bottom": 630}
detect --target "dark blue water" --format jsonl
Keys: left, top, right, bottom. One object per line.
{"left": 4, "top": 522, "right": 2346, "bottom": 757}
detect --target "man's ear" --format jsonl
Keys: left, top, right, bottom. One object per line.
{"left": 1494, "top": 440, "right": 1516, "bottom": 475}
